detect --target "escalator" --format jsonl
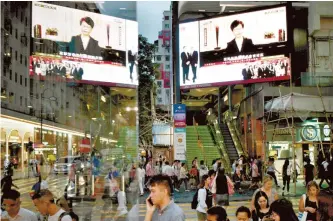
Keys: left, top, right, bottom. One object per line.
{"left": 220, "top": 123, "right": 239, "bottom": 162}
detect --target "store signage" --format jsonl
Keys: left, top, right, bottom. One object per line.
{"left": 173, "top": 104, "right": 186, "bottom": 161}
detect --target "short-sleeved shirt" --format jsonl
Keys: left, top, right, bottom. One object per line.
{"left": 48, "top": 209, "right": 72, "bottom": 221}
{"left": 1, "top": 208, "right": 38, "bottom": 221}
{"left": 152, "top": 201, "right": 185, "bottom": 221}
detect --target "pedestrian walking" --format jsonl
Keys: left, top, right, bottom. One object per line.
{"left": 1, "top": 189, "right": 38, "bottom": 221}
{"left": 298, "top": 181, "right": 319, "bottom": 221}
{"left": 251, "top": 175, "right": 279, "bottom": 211}
{"left": 249, "top": 159, "right": 260, "bottom": 189}
{"left": 196, "top": 174, "right": 213, "bottom": 221}
{"left": 32, "top": 189, "right": 73, "bottom": 221}
{"left": 319, "top": 157, "right": 330, "bottom": 189}
{"left": 144, "top": 174, "right": 185, "bottom": 221}
{"left": 173, "top": 160, "right": 181, "bottom": 192}
{"left": 212, "top": 168, "right": 229, "bottom": 207}
{"left": 282, "top": 159, "right": 292, "bottom": 196}
{"left": 178, "top": 163, "right": 189, "bottom": 192}
{"left": 304, "top": 157, "right": 316, "bottom": 186}
{"left": 199, "top": 160, "right": 208, "bottom": 181}
{"left": 137, "top": 164, "right": 146, "bottom": 196}
{"left": 266, "top": 158, "right": 281, "bottom": 187}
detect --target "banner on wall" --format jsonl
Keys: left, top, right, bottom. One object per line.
{"left": 173, "top": 104, "right": 186, "bottom": 161}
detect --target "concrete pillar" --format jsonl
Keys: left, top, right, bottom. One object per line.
{"left": 228, "top": 86, "right": 232, "bottom": 111}
{"left": 68, "top": 134, "right": 72, "bottom": 156}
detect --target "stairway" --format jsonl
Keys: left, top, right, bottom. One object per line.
{"left": 186, "top": 126, "right": 221, "bottom": 170}
{"left": 220, "top": 123, "right": 239, "bottom": 162}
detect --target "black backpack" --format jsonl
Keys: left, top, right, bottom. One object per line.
{"left": 191, "top": 189, "right": 199, "bottom": 209}
{"left": 58, "top": 211, "right": 79, "bottom": 221}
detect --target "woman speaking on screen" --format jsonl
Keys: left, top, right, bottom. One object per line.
{"left": 69, "top": 16, "right": 101, "bottom": 56}
{"left": 225, "top": 20, "right": 254, "bottom": 54}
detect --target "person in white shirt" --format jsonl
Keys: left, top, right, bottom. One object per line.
{"left": 178, "top": 163, "right": 190, "bottom": 192}
{"left": 137, "top": 164, "right": 146, "bottom": 196}
{"left": 162, "top": 161, "right": 174, "bottom": 178}
{"left": 196, "top": 175, "right": 213, "bottom": 221}
{"left": 1, "top": 189, "right": 38, "bottom": 221}
{"left": 32, "top": 189, "right": 72, "bottom": 221}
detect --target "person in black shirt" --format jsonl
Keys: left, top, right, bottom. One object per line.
{"left": 304, "top": 157, "right": 316, "bottom": 186}
{"left": 225, "top": 20, "right": 254, "bottom": 55}
{"left": 213, "top": 168, "right": 229, "bottom": 206}
{"left": 252, "top": 191, "right": 270, "bottom": 221}
{"left": 69, "top": 17, "right": 101, "bottom": 56}
{"left": 181, "top": 46, "right": 190, "bottom": 84}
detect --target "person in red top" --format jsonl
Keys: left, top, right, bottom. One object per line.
{"left": 189, "top": 165, "right": 199, "bottom": 187}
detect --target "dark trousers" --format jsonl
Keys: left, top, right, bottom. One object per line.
{"left": 182, "top": 66, "right": 189, "bottom": 83}
{"left": 267, "top": 171, "right": 278, "bottom": 186}
{"left": 283, "top": 175, "right": 290, "bottom": 192}
{"left": 173, "top": 176, "right": 179, "bottom": 189}
{"left": 129, "top": 63, "right": 134, "bottom": 79}
{"left": 319, "top": 172, "right": 331, "bottom": 188}
{"left": 178, "top": 178, "right": 188, "bottom": 190}
{"left": 191, "top": 65, "right": 197, "bottom": 81}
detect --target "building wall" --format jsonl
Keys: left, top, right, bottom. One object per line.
{"left": 154, "top": 11, "right": 172, "bottom": 108}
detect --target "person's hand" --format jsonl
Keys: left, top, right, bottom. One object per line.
{"left": 146, "top": 197, "right": 156, "bottom": 213}
{"left": 305, "top": 207, "right": 316, "bottom": 213}
{"left": 195, "top": 64, "right": 197, "bottom": 67}
{"left": 186, "top": 61, "right": 190, "bottom": 65}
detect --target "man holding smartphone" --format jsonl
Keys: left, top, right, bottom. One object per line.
{"left": 144, "top": 175, "right": 185, "bottom": 221}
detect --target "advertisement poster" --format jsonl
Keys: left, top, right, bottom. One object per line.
{"left": 31, "top": 2, "right": 138, "bottom": 86}
{"left": 173, "top": 104, "right": 186, "bottom": 161}
{"left": 179, "top": 6, "right": 290, "bottom": 89}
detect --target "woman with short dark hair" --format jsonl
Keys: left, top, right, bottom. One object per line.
{"left": 269, "top": 198, "right": 298, "bottom": 221}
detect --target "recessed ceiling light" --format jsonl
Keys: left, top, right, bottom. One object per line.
{"left": 198, "top": 9, "right": 206, "bottom": 12}
{"left": 120, "top": 8, "right": 126, "bottom": 10}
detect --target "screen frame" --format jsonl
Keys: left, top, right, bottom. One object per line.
{"left": 177, "top": 3, "right": 294, "bottom": 89}
{"left": 29, "top": 1, "right": 139, "bottom": 89}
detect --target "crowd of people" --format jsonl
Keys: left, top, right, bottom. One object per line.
{"left": 1, "top": 151, "right": 333, "bottom": 221}
{"left": 242, "top": 59, "right": 289, "bottom": 80}
{"left": 31, "top": 57, "right": 84, "bottom": 80}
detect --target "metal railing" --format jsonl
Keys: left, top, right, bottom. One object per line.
{"left": 206, "top": 109, "right": 232, "bottom": 173}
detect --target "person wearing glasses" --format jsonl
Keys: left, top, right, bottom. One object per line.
{"left": 32, "top": 189, "right": 72, "bottom": 221}
{"left": 1, "top": 189, "right": 38, "bottom": 221}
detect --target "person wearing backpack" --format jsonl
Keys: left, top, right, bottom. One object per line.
{"left": 32, "top": 189, "right": 76, "bottom": 221}
{"left": 195, "top": 174, "right": 213, "bottom": 221}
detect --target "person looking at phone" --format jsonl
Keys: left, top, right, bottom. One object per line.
{"left": 1, "top": 189, "right": 38, "bottom": 221}
{"left": 144, "top": 174, "right": 185, "bottom": 221}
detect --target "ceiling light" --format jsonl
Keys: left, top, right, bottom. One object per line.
{"left": 198, "top": 9, "right": 206, "bottom": 12}
{"left": 134, "top": 107, "right": 138, "bottom": 111}
{"left": 27, "top": 105, "right": 33, "bottom": 108}
{"left": 126, "top": 107, "right": 131, "bottom": 112}
{"left": 91, "top": 117, "right": 97, "bottom": 120}
{"left": 68, "top": 115, "right": 72, "bottom": 118}
{"left": 120, "top": 7, "right": 126, "bottom": 10}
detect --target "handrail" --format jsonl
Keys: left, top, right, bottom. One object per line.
{"left": 223, "top": 110, "right": 248, "bottom": 158}
{"left": 193, "top": 117, "right": 206, "bottom": 164}
{"left": 206, "top": 109, "right": 232, "bottom": 173}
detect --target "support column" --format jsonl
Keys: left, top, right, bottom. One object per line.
{"left": 228, "top": 86, "right": 232, "bottom": 111}
{"left": 68, "top": 134, "right": 72, "bottom": 156}
{"left": 21, "top": 137, "right": 25, "bottom": 172}
{"left": 6, "top": 133, "right": 9, "bottom": 161}
{"left": 218, "top": 87, "right": 221, "bottom": 124}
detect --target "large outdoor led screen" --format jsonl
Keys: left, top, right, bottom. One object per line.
{"left": 31, "top": 2, "right": 138, "bottom": 87}
{"left": 179, "top": 5, "right": 290, "bottom": 89}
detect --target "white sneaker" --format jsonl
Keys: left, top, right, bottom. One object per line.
{"left": 174, "top": 188, "right": 179, "bottom": 192}
{"left": 185, "top": 189, "right": 190, "bottom": 192}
